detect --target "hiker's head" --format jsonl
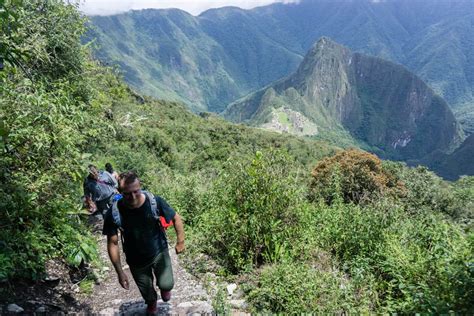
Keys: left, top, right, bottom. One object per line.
{"left": 105, "top": 162, "right": 114, "bottom": 174}
{"left": 119, "top": 171, "right": 142, "bottom": 207}
{"left": 88, "top": 164, "right": 99, "bottom": 180}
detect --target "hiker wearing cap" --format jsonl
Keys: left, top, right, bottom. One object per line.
{"left": 103, "top": 171, "right": 185, "bottom": 315}
{"left": 83, "top": 164, "right": 118, "bottom": 217}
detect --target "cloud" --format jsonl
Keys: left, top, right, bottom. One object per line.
{"left": 79, "top": 0, "right": 300, "bottom": 16}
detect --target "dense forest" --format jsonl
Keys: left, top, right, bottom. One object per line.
{"left": 0, "top": 1, "right": 473, "bottom": 313}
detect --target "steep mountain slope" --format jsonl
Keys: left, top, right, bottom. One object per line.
{"left": 403, "top": 13, "right": 474, "bottom": 133}
{"left": 88, "top": 0, "right": 473, "bottom": 127}
{"left": 225, "top": 38, "right": 462, "bottom": 162}
{"left": 436, "top": 134, "right": 474, "bottom": 180}
{"left": 88, "top": 9, "right": 241, "bottom": 112}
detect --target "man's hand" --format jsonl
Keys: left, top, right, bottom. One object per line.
{"left": 175, "top": 241, "right": 185, "bottom": 254}
{"left": 118, "top": 271, "right": 130, "bottom": 290}
{"left": 85, "top": 196, "right": 96, "bottom": 213}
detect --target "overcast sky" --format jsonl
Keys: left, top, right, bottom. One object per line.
{"left": 79, "top": 0, "right": 301, "bottom": 16}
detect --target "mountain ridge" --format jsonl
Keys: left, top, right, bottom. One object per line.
{"left": 88, "top": 0, "right": 473, "bottom": 127}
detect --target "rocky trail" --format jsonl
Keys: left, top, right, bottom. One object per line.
{"left": 83, "top": 232, "right": 214, "bottom": 315}
{"left": 0, "top": 217, "right": 218, "bottom": 315}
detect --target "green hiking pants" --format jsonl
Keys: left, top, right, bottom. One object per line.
{"left": 129, "top": 250, "right": 174, "bottom": 302}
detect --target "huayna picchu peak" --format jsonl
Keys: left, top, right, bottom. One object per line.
{"left": 224, "top": 37, "right": 464, "bottom": 163}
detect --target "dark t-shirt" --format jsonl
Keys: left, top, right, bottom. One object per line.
{"left": 102, "top": 194, "right": 176, "bottom": 267}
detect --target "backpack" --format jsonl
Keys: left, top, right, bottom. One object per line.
{"left": 110, "top": 191, "right": 173, "bottom": 232}
{"left": 97, "top": 170, "right": 118, "bottom": 188}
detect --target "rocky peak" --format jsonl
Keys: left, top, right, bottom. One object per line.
{"left": 292, "top": 37, "right": 351, "bottom": 87}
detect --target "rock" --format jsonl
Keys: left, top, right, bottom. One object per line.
{"left": 177, "top": 301, "right": 213, "bottom": 314}
{"left": 177, "top": 302, "right": 194, "bottom": 309}
{"left": 230, "top": 299, "right": 248, "bottom": 309}
{"left": 99, "top": 307, "right": 115, "bottom": 315}
{"left": 44, "top": 275, "right": 60, "bottom": 282}
{"left": 7, "top": 304, "right": 24, "bottom": 313}
{"left": 35, "top": 306, "right": 47, "bottom": 313}
{"left": 226, "top": 283, "right": 237, "bottom": 296}
{"left": 111, "top": 299, "right": 122, "bottom": 305}
{"left": 188, "top": 302, "right": 213, "bottom": 314}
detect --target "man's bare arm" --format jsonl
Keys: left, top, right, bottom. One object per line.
{"left": 172, "top": 213, "right": 185, "bottom": 254}
{"left": 107, "top": 234, "right": 129, "bottom": 289}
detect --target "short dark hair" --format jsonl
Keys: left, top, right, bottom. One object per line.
{"left": 119, "top": 171, "right": 140, "bottom": 186}
{"left": 105, "top": 162, "right": 114, "bottom": 173}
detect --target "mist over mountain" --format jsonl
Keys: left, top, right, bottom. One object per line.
{"left": 88, "top": 0, "right": 474, "bottom": 131}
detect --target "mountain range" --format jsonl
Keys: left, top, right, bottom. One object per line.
{"left": 86, "top": 0, "right": 473, "bottom": 179}
{"left": 87, "top": 0, "right": 474, "bottom": 132}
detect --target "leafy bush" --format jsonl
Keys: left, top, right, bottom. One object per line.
{"left": 384, "top": 162, "right": 474, "bottom": 225}
{"left": 379, "top": 213, "right": 473, "bottom": 313}
{"left": 199, "top": 151, "right": 306, "bottom": 273}
{"left": 449, "top": 176, "right": 474, "bottom": 227}
{"left": 310, "top": 197, "right": 473, "bottom": 313}
{"left": 246, "top": 262, "right": 372, "bottom": 313}
{"left": 0, "top": 0, "right": 108, "bottom": 279}
{"left": 309, "top": 149, "right": 404, "bottom": 204}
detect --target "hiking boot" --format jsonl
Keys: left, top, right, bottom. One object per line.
{"left": 146, "top": 300, "right": 157, "bottom": 315}
{"left": 160, "top": 290, "right": 171, "bottom": 302}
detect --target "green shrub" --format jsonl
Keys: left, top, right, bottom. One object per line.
{"left": 310, "top": 197, "right": 473, "bottom": 313}
{"left": 384, "top": 162, "right": 474, "bottom": 226}
{"left": 309, "top": 149, "right": 404, "bottom": 204}
{"left": 312, "top": 199, "right": 398, "bottom": 266}
{"left": 449, "top": 176, "right": 474, "bottom": 227}
{"left": 0, "top": 0, "right": 109, "bottom": 279}
{"left": 379, "top": 213, "right": 473, "bottom": 313}
{"left": 199, "top": 151, "right": 306, "bottom": 273}
{"left": 246, "top": 262, "right": 371, "bottom": 313}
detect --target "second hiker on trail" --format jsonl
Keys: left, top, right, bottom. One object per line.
{"left": 83, "top": 164, "right": 118, "bottom": 218}
{"left": 103, "top": 171, "right": 185, "bottom": 315}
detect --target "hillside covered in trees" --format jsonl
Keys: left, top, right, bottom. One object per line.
{"left": 1, "top": 1, "right": 473, "bottom": 313}
{"left": 89, "top": 0, "right": 474, "bottom": 133}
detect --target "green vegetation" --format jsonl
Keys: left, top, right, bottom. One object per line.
{"left": 0, "top": 0, "right": 112, "bottom": 279}
{"left": 0, "top": 0, "right": 333, "bottom": 281}
{"left": 309, "top": 149, "right": 404, "bottom": 204}
{"left": 190, "top": 150, "right": 473, "bottom": 313}
{"left": 1, "top": 1, "right": 472, "bottom": 314}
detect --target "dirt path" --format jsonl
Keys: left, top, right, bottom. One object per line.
{"left": 0, "top": 217, "right": 215, "bottom": 315}
{"left": 84, "top": 222, "right": 214, "bottom": 315}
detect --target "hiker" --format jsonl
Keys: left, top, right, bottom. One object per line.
{"left": 105, "top": 162, "right": 120, "bottom": 182}
{"left": 103, "top": 171, "right": 185, "bottom": 314}
{"left": 83, "top": 164, "right": 118, "bottom": 217}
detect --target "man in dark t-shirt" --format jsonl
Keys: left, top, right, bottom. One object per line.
{"left": 103, "top": 171, "right": 185, "bottom": 315}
